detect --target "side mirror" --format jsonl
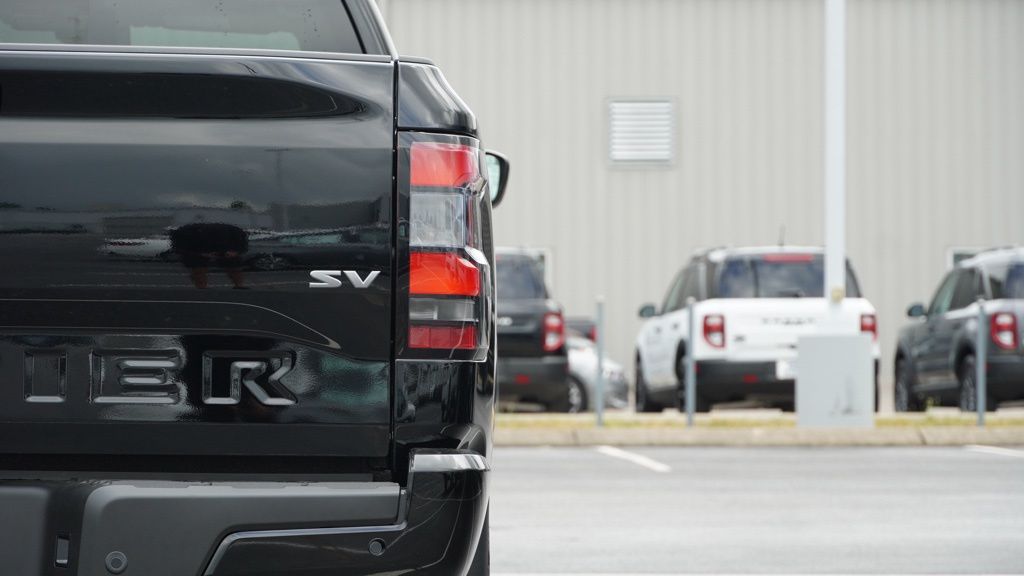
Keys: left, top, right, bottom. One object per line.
{"left": 907, "top": 303, "right": 926, "bottom": 318}
{"left": 485, "top": 150, "right": 510, "bottom": 207}
{"left": 638, "top": 303, "right": 658, "bottom": 318}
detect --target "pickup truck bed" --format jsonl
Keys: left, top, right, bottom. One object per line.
{"left": 0, "top": 1, "right": 497, "bottom": 574}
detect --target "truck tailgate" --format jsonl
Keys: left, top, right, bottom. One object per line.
{"left": 0, "top": 50, "right": 395, "bottom": 458}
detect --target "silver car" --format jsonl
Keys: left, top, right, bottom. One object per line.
{"left": 565, "top": 335, "right": 630, "bottom": 413}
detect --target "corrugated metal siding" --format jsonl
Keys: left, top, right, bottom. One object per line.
{"left": 847, "top": 0, "right": 1024, "bottom": 408}
{"left": 382, "top": 0, "right": 1024, "bottom": 410}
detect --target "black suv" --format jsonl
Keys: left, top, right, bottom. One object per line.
{"left": 896, "top": 248, "right": 1024, "bottom": 411}
{"left": 495, "top": 249, "right": 571, "bottom": 411}
{"left": 0, "top": 1, "right": 506, "bottom": 574}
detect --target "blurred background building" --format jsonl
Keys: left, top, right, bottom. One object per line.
{"left": 377, "top": 0, "right": 1024, "bottom": 410}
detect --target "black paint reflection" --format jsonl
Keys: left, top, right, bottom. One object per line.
{"left": 171, "top": 223, "right": 249, "bottom": 288}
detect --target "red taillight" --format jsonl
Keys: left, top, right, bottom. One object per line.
{"left": 409, "top": 325, "right": 477, "bottom": 350}
{"left": 860, "top": 313, "right": 878, "bottom": 340}
{"left": 703, "top": 314, "right": 726, "bottom": 348}
{"left": 991, "top": 312, "right": 1019, "bottom": 351}
{"left": 543, "top": 312, "right": 565, "bottom": 352}
{"left": 405, "top": 138, "right": 487, "bottom": 356}
{"left": 410, "top": 252, "right": 481, "bottom": 297}
{"left": 410, "top": 142, "right": 478, "bottom": 188}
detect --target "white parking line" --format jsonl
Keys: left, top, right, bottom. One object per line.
{"left": 965, "top": 445, "right": 1024, "bottom": 459}
{"left": 594, "top": 445, "right": 672, "bottom": 473}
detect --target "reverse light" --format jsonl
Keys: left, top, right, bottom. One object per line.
{"left": 860, "top": 314, "right": 878, "bottom": 340}
{"left": 991, "top": 312, "right": 1019, "bottom": 351}
{"left": 543, "top": 312, "right": 565, "bottom": 353}
{"left": 703, "top": 314, "right": 726, "bottom": 348}
{"left": 406, "top": 138, "right": 488, "bottom": 356}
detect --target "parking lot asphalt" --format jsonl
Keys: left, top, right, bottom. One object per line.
{"left": 489, "top": 446, "right": 1024, "bottom": 575}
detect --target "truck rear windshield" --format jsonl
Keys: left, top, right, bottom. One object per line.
{"left": 988, "top": 263, "right": 1024, "bottom": 299}
{"left": 496, "top": 255, "right": 547, "bottom": 300}
{"left": 715, "top": 255, "right": 862, "bottom": 299}
{"left": 0, "top": 0, "right": 362, "bottom": 54}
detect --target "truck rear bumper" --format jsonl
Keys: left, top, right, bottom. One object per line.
{"left": 0, "top": 450, "right": 488, "bottom": 576}
{"left": 988, "top": 356, "right": 1024, "bottom": 401}
{"left": 497, "top": 355, "right": 569, "bottom": 407}
{"left": 696, "top": 359, "right": 881, "bottom": 407}
{"left": 696, "top": 360, "right": 793, "bottom": 403}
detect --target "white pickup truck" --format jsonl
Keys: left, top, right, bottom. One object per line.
{"left": 634, "top": 246, "right": 880, "bottom": 411}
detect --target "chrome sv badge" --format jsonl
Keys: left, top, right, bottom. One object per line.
{"left": 309, "top": 270, "right": 381, "bottom": 289}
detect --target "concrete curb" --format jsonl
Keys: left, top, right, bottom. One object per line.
{"left": 494, "top": 426, "right": 1024, "bottom": 447}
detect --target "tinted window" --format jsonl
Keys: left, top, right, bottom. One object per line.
{"left": 988, "top": 262, "right": 1024, "bottom": 300}
{"left": 660, "top": 271, "right": 684, "bottom": 313}
{"left": 665, "top": 268, "right": 696, "bottom": 313}
{"left": 928, "top": 271, "right": 959, "bottom": 317}
{"left": 496, "top": 255, "right": 546, "bottom": 300}
{"left": 0, "top": 0, "right": 363, "bottom": 53}
{"left": 715, "top": 255, "right": 861, "bottom": 299}
{"left": 680, "top": 266, "right": 702, "bottom": 303}
{"left": 949, "top": 269, "right": 981, "bottom": 311}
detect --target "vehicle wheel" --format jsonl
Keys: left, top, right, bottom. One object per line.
{"left": 551, "top": 376, "right": 588, "bottom": 413}
{"left": 466, "top": 511, "right": 489, "bottom": 575}
{"left": 250, "top": 254, "right": 289, "bottom": 271}
{"left": 635, "top": 359, "right": 662, "bottom": 413}
{"left": 958, "top": 355, "right": 994, "bottom": 412}
{"left": 894, "top": 358, "right": 923, "bottom": 412}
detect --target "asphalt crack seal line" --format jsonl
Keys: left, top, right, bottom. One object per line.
{"left": 594, "top": 445, "right": 672, "bottom": 473}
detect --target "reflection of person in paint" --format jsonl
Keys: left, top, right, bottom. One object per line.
{"left": 170, "top": 223, "right": 249, "bottom": 289}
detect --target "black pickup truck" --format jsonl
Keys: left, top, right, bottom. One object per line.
{"left": 0, "top": 1, "right": 507, "bottom": 574}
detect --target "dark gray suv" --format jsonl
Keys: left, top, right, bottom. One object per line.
{"left": 895, "top": 248, "right": 1024, "bottom": 411}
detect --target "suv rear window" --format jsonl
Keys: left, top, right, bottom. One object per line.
{"left": 714, "top": 254, "right": 862, "bottom": 299}
{"left": 496, "top": 255, "right": 546, "bottom": 300}
{"left": 0, "top": 0, "right": 363, "bottom": 54}
{"left": 988, "top": 262, "right": 1024, "bottom": 300}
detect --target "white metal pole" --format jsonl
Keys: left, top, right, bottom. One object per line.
{"left": 825, "top": 0, "right": 847, "bottom": 323}
{"left": 595, "top": 297, "right": 606, "bottom": 428}
{"left": 685, "top": 297, "right": 697, "bottom": 428}
{"left": 976, "top": 299, "right": 987, "bottom": 427}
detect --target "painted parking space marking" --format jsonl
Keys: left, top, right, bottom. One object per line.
{"left": 594, "top": 445, "right": 672, "bottom": 473}
{"left": 965, "top": 445, "right": 1024, "bottom": 459}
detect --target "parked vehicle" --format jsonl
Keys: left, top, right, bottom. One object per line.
{"left": 895, "top": 247, "right": 1024, "bottom": 411}
{"left": 566, "top": 333, "right": 630, "bottom": 412}
{"left": 566, "top": 317, "right": 598, "bottom": 341}
{"left": 0, "top": 1, "right": 507, "bottom": 573}
{"left": 634, "top": 246, "right": 880, "bottom": 412}
{"left": 495, "top": 248, "right": 571, "bottom": 412}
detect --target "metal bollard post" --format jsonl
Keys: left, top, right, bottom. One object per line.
{"left": 595, "top": 297, "right": 606, "bottom": 428}
{"left": 685, "top": 297, "right": 697, "bottom": 428}
{"left": 976, "top": 299, "right": 987, "bottom": 427}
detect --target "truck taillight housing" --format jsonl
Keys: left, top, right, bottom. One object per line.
{"left": 860, "top": 314, "right": 878, "bottom": 340}
{"left": 542, "top": 312, "right": 565, "bottom": 353}
{"left": 991, "top": 312, "right": 1019, "bottom": 351}
{"left": 703, "top": 314, "right": 726, "bottom": 348}
{"left": 402, "top": 135, "right": 492, "bottom": 359}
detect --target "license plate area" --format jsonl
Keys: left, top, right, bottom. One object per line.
{"left": 775, "top": 359, "right": 797, "bottom": 380}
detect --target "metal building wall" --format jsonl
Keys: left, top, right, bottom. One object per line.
{"left": 381, "top": 0, "right": 1024, "bottom": 410}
